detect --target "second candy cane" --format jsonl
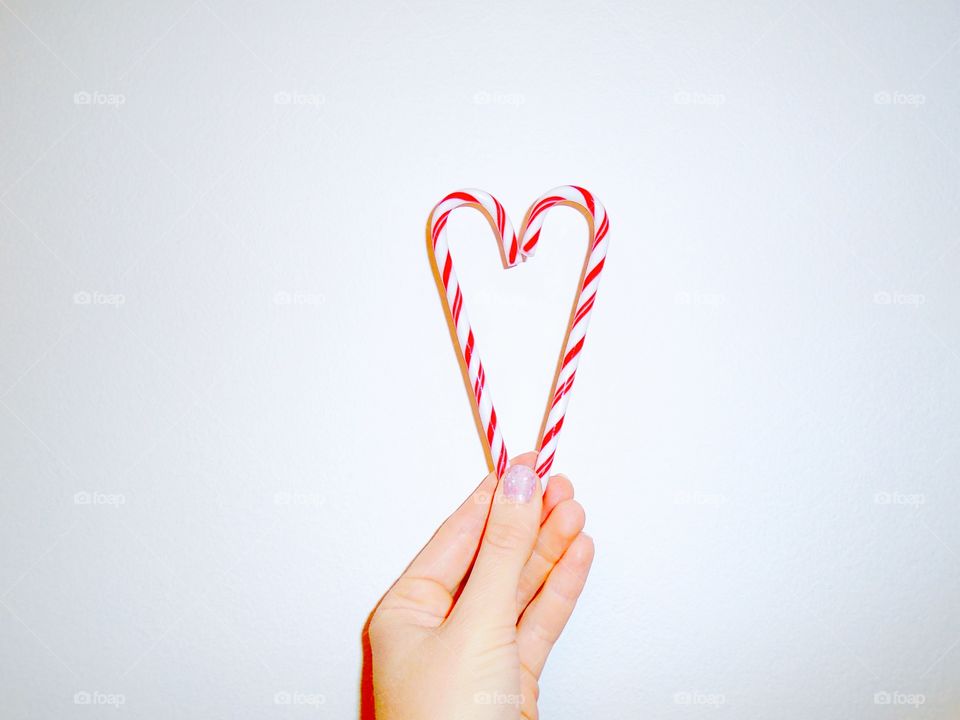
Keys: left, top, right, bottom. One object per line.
{"left": 427, "top": 185, "right": 609, "bottom": 479}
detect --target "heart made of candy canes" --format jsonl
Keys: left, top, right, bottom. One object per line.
{"left": 426, "top": 186, "right": 609, "bottom": 479}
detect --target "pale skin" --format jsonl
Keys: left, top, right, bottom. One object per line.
{"left": 367, "top": 452, "right": 594, "bottom": 720}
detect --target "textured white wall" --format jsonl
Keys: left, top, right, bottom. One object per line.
{"left": 2, "top": 1, "right": 959, "bottom": 718}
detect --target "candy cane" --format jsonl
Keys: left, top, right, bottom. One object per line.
{"left": 428, "top": 189, "right": 518, "bottom": 478}
{"left": 427, "top": 186, "right": 608, "bottom": 480}
{"left": 520, "top": 186, "right": 609, "bottom": 478}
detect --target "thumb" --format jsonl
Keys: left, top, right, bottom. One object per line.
{"left": 451, "top": 452, "right": 542, "bottom": 627}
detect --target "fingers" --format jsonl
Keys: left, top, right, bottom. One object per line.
{"left": 517, "top": 498, "right": 586, "bottom": 612}
{"left": 517, "top": 533, "right": 595, "bottom": 678}
{"left": 376, "top": 470, "right": 497, "bottom": 626}
{"left": 451, "top": 452, "right": 543, "bottom": 627}
{"left": 540, "top": 473, "right": 574, "bottom": 524}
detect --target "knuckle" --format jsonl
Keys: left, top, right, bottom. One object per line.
{"left": 529, "top": 617, "right": 561, "bottom": 645}
{"left": 366, "top": 611, "right": 392, "bottom": 644}
{"left": 533, "top": 532, "right": 563, "bottom": 565}
{"left": 371, "top": 576, "right": 451, "bottom": 629}
{"left": 483, "top": 519, "right": 530, "bottom": 553}
{"left": 390, "top": 576, "right": 448, "bottom": 608}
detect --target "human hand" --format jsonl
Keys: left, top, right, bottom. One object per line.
{"left": 366, "top": 452, "right": 594, "bottom": 720}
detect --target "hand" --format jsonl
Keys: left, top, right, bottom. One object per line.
{"left": 366, "top": 452, "right": 594, "bottom": 720}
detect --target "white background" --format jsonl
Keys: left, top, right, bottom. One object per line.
{"left": 2, "top": 1, "right": 960, "bottom": 718}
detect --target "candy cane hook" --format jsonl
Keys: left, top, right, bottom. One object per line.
{"left": 519, "top": 186, "right": 609, "bottom": 478}
{"left": 427, "top": 189, "right": 518, "bottom": 478}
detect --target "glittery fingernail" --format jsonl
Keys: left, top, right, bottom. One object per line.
{"left": 502, "top": 464, "right": 537, "bottom": 503}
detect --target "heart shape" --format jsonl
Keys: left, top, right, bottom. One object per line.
{"left": 426, "top": 186, "right": 609, "bottom": 479}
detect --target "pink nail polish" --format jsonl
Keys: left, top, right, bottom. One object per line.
{"left": 502, "top": 465, "right": 537, "bottom": 503}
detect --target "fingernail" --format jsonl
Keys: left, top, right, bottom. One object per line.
{"left": 502, "top": 464, "right": 537, "bottom": 503}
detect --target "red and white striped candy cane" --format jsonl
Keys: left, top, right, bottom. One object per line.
{"left": 427, "top": 185, "right": 608, "bottom": 480}
{"left": 428, "top": 189, "right": 519, "bottom": 478}
{"left": 519, "top": 185, "right": 609, "bottom": 478}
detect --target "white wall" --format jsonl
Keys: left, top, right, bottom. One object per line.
{"left": 2, "top": 1, "right": 959, "bottom": 718}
